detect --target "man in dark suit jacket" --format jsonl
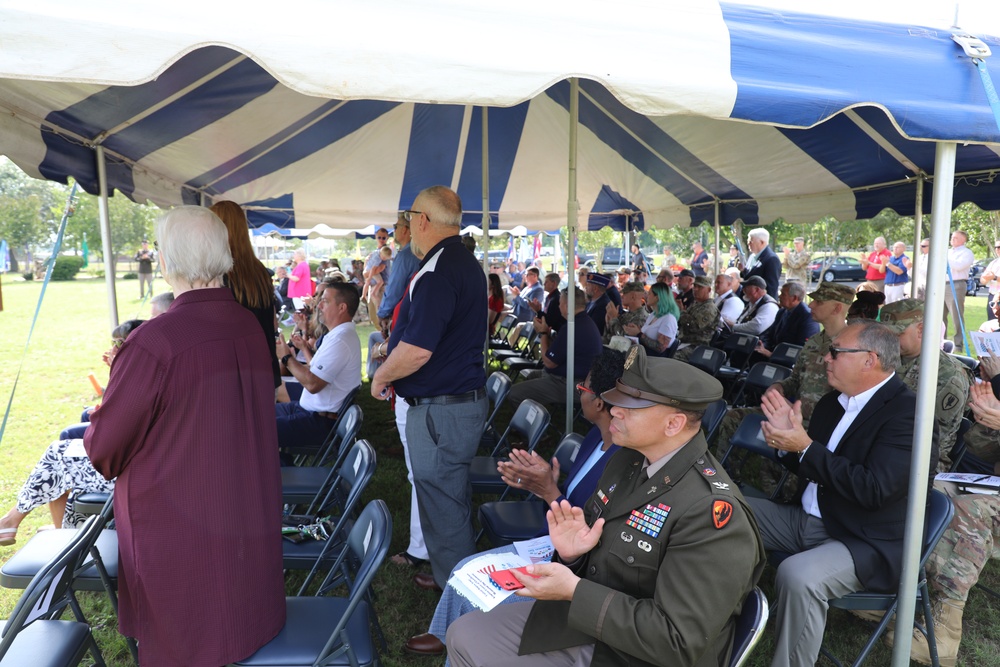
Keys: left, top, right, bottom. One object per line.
{"left": 749, "top": 281, "right": 820, "bottom": 366}
{"left": 741, "top": 227, "right": 782, "bottom": 298}
{"left": 529, "top": 272, "right": 565, "bottom": 333}
{"left": 747, "top": 319, "right": 937, "bottom": 667}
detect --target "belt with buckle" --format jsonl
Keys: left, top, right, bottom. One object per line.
{"left": 314, "top": 411, "right": 338, "bottom": 420}
{"left": 404, "top": 387, "right": 485, "bottom": 407}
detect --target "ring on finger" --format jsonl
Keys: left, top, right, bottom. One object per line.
{"left": 517, "top": 478, "right": 522, "bottom": 484}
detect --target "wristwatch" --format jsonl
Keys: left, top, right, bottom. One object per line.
{"left": 281, "top": 354, "right": 293, "bottom": 366}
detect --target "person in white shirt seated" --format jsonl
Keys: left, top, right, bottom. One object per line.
{"left": 714, "top": 272, "right": 744, "bottom": 324}
{"left": 274, "top": 281, "right": 362, "bottom": 453}
{"left": 725, "top": 275, "right": 778, "bottom": 336}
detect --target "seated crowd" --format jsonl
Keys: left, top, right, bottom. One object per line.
{"left": 8, "top": 209, "right": 1000, "bottom": 667}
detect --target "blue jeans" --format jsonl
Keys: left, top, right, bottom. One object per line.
{"left": 275, "top": 402, "right": 334, "bottom": 453}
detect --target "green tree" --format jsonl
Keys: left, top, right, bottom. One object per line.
{"left": 0, "top": 193, "right": 44, "bottom": 272}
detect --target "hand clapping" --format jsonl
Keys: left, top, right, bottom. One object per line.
{"left": 970, "top": 382, "right": 1000, "bottom": 430}
{"left": 760, "top": 391, "right": 812, "bottom": 454}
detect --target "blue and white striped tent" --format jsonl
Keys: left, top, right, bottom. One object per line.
{"left": 0, "top": 1, "right": 997, "bottom": 232}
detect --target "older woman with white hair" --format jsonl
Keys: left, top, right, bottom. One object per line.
{"left": 85, "top": 206, "right": 285, "bottom": 667}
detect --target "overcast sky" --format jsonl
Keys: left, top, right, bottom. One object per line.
{"left": 726, "top": 0, "right": 1000, "bottom": 38}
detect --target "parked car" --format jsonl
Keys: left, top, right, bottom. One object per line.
{"left": 809, "top": 255, "right": 867, "bottom": 282}
{"left": 967, "top": 259, "right": 986, "bottom": 297}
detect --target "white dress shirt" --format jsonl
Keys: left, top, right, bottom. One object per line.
{"left": 800, "top": 373, "right": 895, "bottom": 519}
{"left": 715, "top": 290, "right": 745, "bottom": 323}
{"left": 947, "top": 244, "right": 975, "bottom": 281}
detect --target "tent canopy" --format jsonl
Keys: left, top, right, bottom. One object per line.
{"left": 0, "top": 1, "right": 998, "bottom": 231}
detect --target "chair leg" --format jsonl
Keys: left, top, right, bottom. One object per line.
{"left": 88, "top": 633, "right": 108, "bottom": 667}
{"left": 820, "top": 645, "right": 844, "bottom": 667}
{"left": 126, "top": 636, "right": 140, "bottom": 666}
{"left": 849, "top": 601, "right": 898, "bottom": 667}
{"left": 919, "top": 582, "right": 941, "bottom": 667}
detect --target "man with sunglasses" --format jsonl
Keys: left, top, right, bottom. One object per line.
{"left": 372, "top": 186, "right": 488, "bottom": 593}
{"left": 747, "top": 319, "right": 936, "bottom": 667}
{"left": 447, "top": 347, "right": 764, "bottom": 667}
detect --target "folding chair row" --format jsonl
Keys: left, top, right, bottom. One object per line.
{"left": 232, "top": 499, "right": 393, "bottom": 667}
{"left": 0, "top": 504, "right": 112, "bottom": 666}
{"left": 470, "top": 399, "right": 551, "bottom": 501}
{"left": 729, "top": 362, "right": 792, "bottom": 409}
{"left": 288, "top": 384, "right": 363, "bottom": 467}
{"left": 489, "top": 314, "right": 518, "bottom": 349}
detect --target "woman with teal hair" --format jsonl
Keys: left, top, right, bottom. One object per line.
{"left": 624, "top": 282, "right": 679, "bottom": 355}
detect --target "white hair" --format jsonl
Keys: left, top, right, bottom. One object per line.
{"left": 156, "top": 206, "right": 233, "bottom": 285}
{"left": 748, "top": 228, "right": 770, "bottom": 243}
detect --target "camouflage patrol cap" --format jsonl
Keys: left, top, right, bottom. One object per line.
{"left": 694, "top": 276, "right": 712, "bottom": 288}
{"left": 879, "top": 298, "right": 924, "bottom": 333}
{"left": 621, "top": 281, "right": 647, "bottom": 295}
{"left": 601, "top": 345, "right": 723, "bottom": 411}
{"left": 807, "top": 282, "right": 855, "bottom": 305}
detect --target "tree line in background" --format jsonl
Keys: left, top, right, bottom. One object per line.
{"left": 2, "top": 157, "right": 999, "bottom": 276}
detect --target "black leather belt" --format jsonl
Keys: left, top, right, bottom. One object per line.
{"left": 405, "top": 387, "right": 485, "bottom": 407}
{"left": 314, "top": 411, "right": 338, "bottom": 420}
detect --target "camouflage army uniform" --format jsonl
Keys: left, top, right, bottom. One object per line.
{"left": 783, "top": 249, "right": 811, "bottom": 284}
{"left": 673, "top": 299, "right": 720, "bottom": 362}
{"left": 604, "top": 307, "right": 649, "bottom": 344}
{"left": 712, "top": 329, "right": 833, "bottom": 452}
{"left": 926, "top": 423, "right": 1000, "bottom": 606}
{"left": 897, "top": 351, "right": 972, "bottom": 470}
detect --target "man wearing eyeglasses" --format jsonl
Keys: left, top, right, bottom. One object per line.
{"left": 372, "top": 186, "right": 488, "bottom": 592}
{"left": 747, "top": 320, "right": 936, "bottom": 667}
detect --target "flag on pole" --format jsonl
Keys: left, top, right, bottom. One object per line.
{"left": 0, "top": 240, "right": 8, "bottom": 273}
{"left": 81, "top": 233, "right": 89, "bottom": 268}
{"left": 506, "top": 235, "right": 514, "bottom": 263}
{"left": 533, "top": 233, "right": 542, "bottom": 263}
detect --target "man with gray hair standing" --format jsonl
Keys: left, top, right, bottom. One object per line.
{"left": 86, "top": 206, "right": 285, "bottom": 666}
{"left": 748, "top": 320, "right": 935, "bottom": 667}
{"left": 740, "top": 227, "right": 781, "bottom": 298}
{"left": 372, "top": 186, "right": 488, "bottom": 592}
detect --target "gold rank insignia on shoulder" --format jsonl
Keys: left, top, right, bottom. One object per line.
{"left": 624, "top": 346, "right": 639, "bottom": 369}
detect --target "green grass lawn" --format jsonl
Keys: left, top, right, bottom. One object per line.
{"left": 1, "top": 276, "right": 999, "bottom": 666}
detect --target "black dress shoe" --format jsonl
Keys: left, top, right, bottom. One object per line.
{"left": 404, "top": 633, "right": 445, "bottom": 656}
{"left": 413, "top": 572, "right": 443, "bottom": 592}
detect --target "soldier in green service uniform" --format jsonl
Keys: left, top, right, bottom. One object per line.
{"left": 447, "top": 347, "right": 764, "bottom": 667}
{"left": 603, "top": 282, "right": 649, "bottom": 343}
{"left": 879, "top": 298, "right": 973, "bottom": 470}
{"left": 674, "top": 276, "right": 720, "bottom": 362}
{"left": 782, "top": 237, "right": 811, "bottom": 285}
{"left": 712, "top": 281, "right": 853, "bottom": 453}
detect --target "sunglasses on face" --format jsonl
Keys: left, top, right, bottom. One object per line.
{"left": 828, "top": 345, "right": 874, "bottom": 359}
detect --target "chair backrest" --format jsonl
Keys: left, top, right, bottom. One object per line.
{"left": 947, "top": 417, "right": 973, "bottom": 472}
{"left": 948, "top": 353, "right": 980, "bottom": 375}
{"left": 723, "top": 334, "right": 760, "bottom": 371}
{"left": 0, "top": 513, "right": 104, "bottom": 656}
{"left": 494, "top": 400, "right": 551, "bottom": 456}
{"left": 720, "top": 414, "right": 773, "bottom": 465}
{"left": 728, "top": 587, "right": 769, "bottom": 667}
{"left": 921, "top": 490, "right": 954, "bottom": 569}
{"left": 482, "top": 372, "right": 514, "bottom": 436}
{"left": 312, "top": 500, "right": 392, "bottom": 664}
{"left": 743, "top": 362, "right": 792, "bottom": 391}
{"left": 318, "top": 404, "right": 364, "bottom": 468}
{"left": 701, "top": 399, "right": 729, "bottom": 445}
{"left": 686, "top": 346, "right": 726, "bottom": 376}
{"left": 309, "top": 439, "right": 377, "bottom": 519}
{"left": 493, "top": 314, "right": 517, "bottom": 341}
{"left": 553, "top": 432, "right": 586, "bottom": 471}
{"left": 769, "top": 343, "right": 803, "bottom": 369}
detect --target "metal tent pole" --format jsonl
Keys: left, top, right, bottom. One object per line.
{"left": 482, "top": 107, "right": 491, "bottom": 360}
{"left": 891, "top": 142, "right": 957, "bottom": 667}
{"left": 95, "top": 146, "right": 119, "bottom": 329}
{"left": 714, "top": 201, "right": 722, "bottom": 279}
{"left": 565, "top": 78, "right": 580, "bottom": 435}
{"left": 912, "top": 174, "right": 925, "bottom": 294}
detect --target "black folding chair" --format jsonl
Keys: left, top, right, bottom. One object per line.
{"left": 685, "top": 345, "right": 726, "bottom": 376}
{"left": 0, "top": 514, "right": 107, "bottom": 666}
{"left": 769, "top": 343, "right": 803, "bottom": 369}
{"left": 729, "top": 587, "right": 769, "bottom": 667}
{"left": 283, "top": 440, "right": 377, "bottom": 594}
{"left": 232, "top": 499, "right": 392, "bottom": 667}
{"left": 470, "top": 400, "right": 551, "bottom": 500}
{"left": 282, "top": 405, "right": 363, "bottom": 516}
{"left": 718, "top": 414, "right": 789, "bottom": 501}
{"left": 480, "top": 372, "right": 513, "bottom": 454}
{"left": 822, "top": 490, "right": 954, "bottom": 667}
{"left": 478, "top": 432, "right": 584, "bottom": 547}
{"left": 489, "top": 314, "right": 518, "bottom": 349}
{"left": 701, "top": 398, "right": 729, "bottom": 446}
{"left": 717, "top": 334, "right": 760, "bottom": 386}
{"left": 290, "top": 384, "right": 362, "bottom": 466}
{"left": 729, "top": 362, "right": 791, "bottom": 408}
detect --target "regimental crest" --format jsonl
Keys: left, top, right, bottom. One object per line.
{"left": 712, "top": 500, "right": 733, "bottom": 529}
{"left": 624, "top": 345, "right": 640, "bottom": 369}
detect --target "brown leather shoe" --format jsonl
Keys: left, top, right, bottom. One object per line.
{"left": 413, "top": 572, "right": 443, "bottom": 592}
{"left": 404, "top": 633, "right": 445, "bottom": 656}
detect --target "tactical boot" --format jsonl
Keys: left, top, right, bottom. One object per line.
{"left": 883, "top": 599, "right": 964, "bottom": 667}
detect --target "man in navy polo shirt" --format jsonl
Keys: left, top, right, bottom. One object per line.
{"left": 371, "top": 185, "right": 488, "bottom": 591}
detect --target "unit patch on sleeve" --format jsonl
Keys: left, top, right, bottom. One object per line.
{"left": 712, "top": 500, "right": 733, "bottom": 529}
